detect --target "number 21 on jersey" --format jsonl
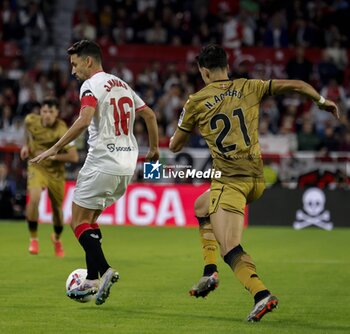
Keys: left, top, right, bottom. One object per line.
{"left": 210, "top": 108, "right": 251, "bottom": 153}
{"left": 110, "top": 97, "right": 132, "bottom": 136}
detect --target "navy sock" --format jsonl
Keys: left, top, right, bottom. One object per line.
{"left": 75, "top": 223, "right": 110, "bottom": 279}
{"left": 53, "top": 225, "right": 63, "bottom": 237}
{"left": 27, "top": 220, "right": 38, "bottom": 233}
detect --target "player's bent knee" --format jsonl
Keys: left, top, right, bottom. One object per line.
{"left": 70, "top": 220, "right": 79, "bottom": 230}
{"left": 194, "top": 191, "right": 210, "bottom": 217}
{"left": 194, "top": 200, "right": 207, "bottom": 217}
{"left": 70, "top": 217, "right": 91, "bottom": 230}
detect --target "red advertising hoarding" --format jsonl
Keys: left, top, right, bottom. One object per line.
{"left": 38, "top": 182, "right": 248, "bottom": 227}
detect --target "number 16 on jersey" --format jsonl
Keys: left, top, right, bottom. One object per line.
{"left": 110, "top": 97, "right": 132, "bottom": 136}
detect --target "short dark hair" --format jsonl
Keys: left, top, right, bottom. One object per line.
{"left": 196, "top": 44, "right": 228, "bottom": 70}
{"left": 67, "top": 40, "right": 102, "bottom": 63}
{"left": 42, "top": 97, "right": 59, "bottom": 109}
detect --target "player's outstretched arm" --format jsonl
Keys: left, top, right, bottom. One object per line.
{"left": 169, "top": 128, "right": 190, "bottom": 153}
{"left": 271, "top": 79, "right": 340, "bottom": 119}
{"left": 31, "top": 107, "right": 94, "bottom": 164}
{"left": 49, "top": 146, "right": 79, "bottom": 163}
{"left": 138, "top": 106, "right": 160, "bottom": 162}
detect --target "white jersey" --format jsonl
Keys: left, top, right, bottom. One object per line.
{"left": 79, "top": 71, "right": 146, "bottom": 175}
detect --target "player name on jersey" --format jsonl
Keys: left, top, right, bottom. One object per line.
{"left": 205, "top": 89, "right": 243, "bottom": 109}
{"left": 104, "top": 79, "right": 128, "bottom": 92}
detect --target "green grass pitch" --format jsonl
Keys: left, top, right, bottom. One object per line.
{"left": 1, "top": 222, "right": 349, "bottom": 334}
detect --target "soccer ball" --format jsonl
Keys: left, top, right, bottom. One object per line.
{"left": 65, "top": 268, "right": 95, "bottom": 303}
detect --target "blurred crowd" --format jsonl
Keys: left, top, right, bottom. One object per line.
{"left": 0, "top": 0, "right": 349, "bottom": 217}
{"left": 0, "top": 0, "right": 350, "bottom": 154}
{"left": 88, "top": 0, "right": 350, "bottom": 48}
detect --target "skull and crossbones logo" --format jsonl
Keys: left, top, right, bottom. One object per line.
{"left": 293, "top": 188, "right": 333, "bottom": 230}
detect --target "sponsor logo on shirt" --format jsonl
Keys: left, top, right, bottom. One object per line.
{"left": 106, "top": 143, "right": 132, "bottom": 152}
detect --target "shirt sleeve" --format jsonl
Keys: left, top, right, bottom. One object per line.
{"left": 80, "top": 81, "right": 98, "bottom": 109}
{"left": 24, "top": 113, "right": 35, "bottom": 134}
{"left": 177, "top": 98, "right": 196, "bottom": 133}
{"left": 247, "top": 79, "right": 272, "bottom": 100}
{"left": 130, "top": 88, "right": 147, "bottom": 112}
{"left": 24, "top": 113, "right": 33, "bottom": 127}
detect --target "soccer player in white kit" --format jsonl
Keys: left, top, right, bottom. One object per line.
{"left": 31, "top": 40, "right": 159, "bottom": 305}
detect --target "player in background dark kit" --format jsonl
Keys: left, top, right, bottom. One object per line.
{"left": 0, "top": 163, "right": 16, "bottom": 219}
{"left": 31, "top": 40, "right": 159, "bottom": 305}
{"left": 170, "top": 44, "right": 339, "bottom": 322}
{"left": 20, "top": 97, "right": 79, "bottom": 256}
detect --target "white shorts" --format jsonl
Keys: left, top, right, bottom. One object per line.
{"left": 73, "top": 166, "right": 133, "bottom": 210}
